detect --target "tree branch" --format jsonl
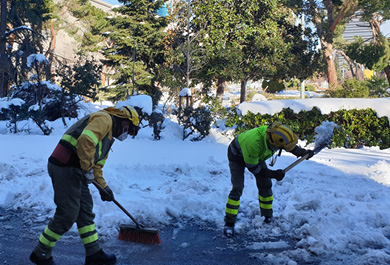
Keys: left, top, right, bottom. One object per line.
{"left": 330, "top": 0, "right": 351, "bottom": 35}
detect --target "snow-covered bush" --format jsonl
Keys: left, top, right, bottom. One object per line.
{"left": 224, "top": 105, "right": 390, "bottom": 149}
{"left": 0, "top": 98, "right": 28, "bottom": 133}
{"left": 179, "top": 106, "right": 212, "bottom": 141}
{"left": 117, "top": 95, "right": 165, "bottom": 140}
{"left": 4, "top": 54, "right": 81, "bottom": 134}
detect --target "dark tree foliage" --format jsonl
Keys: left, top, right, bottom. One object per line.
{"left": 101, "top": 0, "right": 167, "bottom": 105}
{"left": 0, "top": 0, "right": 53, "bottom": 97}
{"left": 188, "top": 0, "right": 321, "bottom": 100}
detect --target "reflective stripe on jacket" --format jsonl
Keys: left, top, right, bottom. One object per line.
{"left": 52, "top": 111, "right": 115, "bottom": 188}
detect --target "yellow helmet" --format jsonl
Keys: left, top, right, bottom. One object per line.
{"left": 266, "top": 122, "right": 298, "bottom": 151}
{"left": 103, "top": 106, "right": 139, "bottom": 126}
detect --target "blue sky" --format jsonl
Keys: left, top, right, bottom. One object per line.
{"left": 382, "top": 21, "right": 390, "bottom": 36}
{"left": 102, "top": 0, "right": 169, "bottom": 16}
{"left": 104, "top": 0, "right": 120, "bottom": 5}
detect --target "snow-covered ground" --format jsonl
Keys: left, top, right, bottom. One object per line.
{"left": 1, "top": 96, "right": 390, "bottom": 264}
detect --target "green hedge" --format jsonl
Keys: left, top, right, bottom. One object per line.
{"left": 225, "top": 107, "right": 390, "bottom": 149}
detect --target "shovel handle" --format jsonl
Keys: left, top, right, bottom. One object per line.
{"left": 284, "top": 143, "right": 327, "bottom": 173}
{"left": 284, "top": 153, "right": 310, "bottom": 172}
{"left": 92, "top": 180, "right": 142, "bottom": 228}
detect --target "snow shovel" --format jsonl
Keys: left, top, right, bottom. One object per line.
{"left": 284, "top": 121, "right": 336, "bottom": 173}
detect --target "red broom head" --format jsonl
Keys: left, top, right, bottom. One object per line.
{"left": 118, "top": 225, "right": 161, "bottom": 244}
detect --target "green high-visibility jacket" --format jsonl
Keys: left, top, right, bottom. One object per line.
{"left": 228, "top": 126, "right": 276, "bottom": 175}
{"left": 238, "top": 126, "right": 275, "bottom": 165}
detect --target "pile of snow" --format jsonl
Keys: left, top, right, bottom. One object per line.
{"left": 314, "top": 121, "right": 338, "bottom": 148}
{"left": 117, "top": 95, "right": 153, "bottom": 115}
{"left": 179, "top": 87, "right": 191, "bottom": 97}
{"left": 0, "top": 98, "right": 25, "bottom": 109}
{"left": 251, "top": 93, "right": 267, "bottom": 102}
{"left": 27, "top": 54, "right": 49, "bottom": 67}
{"left": 275, "top": 89, "right": 323, "bottom": 98}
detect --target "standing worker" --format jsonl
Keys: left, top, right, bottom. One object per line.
{"left": 224, "top": 122, "right": 313, "bottom": 237}
{"left": 30, "top": 106, "right": 140, "bottom": 265}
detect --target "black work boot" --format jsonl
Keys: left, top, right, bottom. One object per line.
{"left": 85, "top": 249, "right": 117, "bottom": 265}
{"left": 223, "top": 222, "right": 235, "bottom": 238}
{"left": 30, "top": 251, "right": 55, "bottom": 265}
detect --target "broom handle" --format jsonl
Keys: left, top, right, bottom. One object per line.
{"left": 92, "top": 180, "right": 142, "bottom": 228}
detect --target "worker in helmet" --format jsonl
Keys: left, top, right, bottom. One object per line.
{"left": 30, "top": 106, "right": 140, "bottom": 265}
{"left": 224, "top": 122, "right": 314, "bottom": 237}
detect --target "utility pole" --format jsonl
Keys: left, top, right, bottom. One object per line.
{"left": 300, "top": 13, "right": 305, "bottom": 99}
{"left": 186, "top": 0, "right": 190, "bottom": 90}
{"left": 131, "top": 27, "right": 136, "bottom": 96}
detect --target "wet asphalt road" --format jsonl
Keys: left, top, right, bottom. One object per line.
{"left": 0, "top": 207, "right": 305, "bottom": 265}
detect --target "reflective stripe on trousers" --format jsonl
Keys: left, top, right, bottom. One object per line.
{"left": 259, "top": 194, "right": 273, "bottom": 218}
{"left": 226, "top": 197, "right": 240, "bottom": 213}
{"left": 39, "top": 226, "right": 62, "bottom": 248}
{"left": 78, "top": 223, "right": 99, "bottom": 246}
{"left": 224, "top": 160, "right": 245, "bottom": 224}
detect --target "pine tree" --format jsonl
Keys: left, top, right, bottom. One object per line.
{"left": 101, "top": 0, "right": 167, "bottom": 105}
{"left": 0, "top": 0, "right": 53, "bottom": 97}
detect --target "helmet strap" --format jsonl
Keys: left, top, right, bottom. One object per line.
{"left": 128, "top": 122, "right": 140, "bottom": 137}
{"left": 269, "top": 149, "right": 282, "bottom": 167}
{"left": 267, "top": 132, "right": 275, "bottom": 144}
{"left": 112, "top": 116, "right": 125, "bottom": 137}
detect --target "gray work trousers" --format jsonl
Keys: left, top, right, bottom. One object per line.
{"left": 33, "top": 162, "right": 101, "bottom": 259}
{"left": 225, "top": 160, "right": 273, "bottom": 224}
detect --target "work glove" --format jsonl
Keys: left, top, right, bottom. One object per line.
{"left": 291, "top": 146, "right": 314, "bottom": 160}
{"left": 265, "top": 169, "right": 285, "bottom": 181}
{"left": 82, "top": 170, "right": 94, "bottom": 184}
{"left": 302, "top": 149, "right": 315, "bottom": 160}
{"left": 99, "top": 186, "right": 114, "bottom": 202}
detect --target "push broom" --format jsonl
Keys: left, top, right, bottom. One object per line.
{"left": 93, "top": 180, "right": 161, "bottom": 244}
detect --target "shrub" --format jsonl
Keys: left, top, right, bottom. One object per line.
{"left": 328, "top": 79, "right": 369, "bottom": 98}
{"left": 305, "top": 84, "right": 316, "bottom": 92}
{"left": 179, "top": 106, "right": 212, "bottom": 141}
{"left": 327, "top": 108, "right": 390, "bottom": 149}
{"left": 366, "top": 76, "right": 389, "bottom": 97}
{"left": 0, "top": 100, "right": 29, "bottom": 133}
{"left": 262, "top": 80, "right": 284, "bottom": 93}
{"left": 224, "top": 106, "right": 390, "bottom": 149}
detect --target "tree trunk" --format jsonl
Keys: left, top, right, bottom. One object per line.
{"left": 312, "top": 0, "right": 352, "bottom": 90}
{"left": 0, "top": 0, "right": 6, "bottom": 55}
{"left": 369, "top": 13, "right": 381, "bottom": 41}
{"left": 46, "top": 19, "right": 58, "bottom": 81}
{"left": 216, "top": 77, "right": 226, "bottom": 103}
{"left": 0, "top": 0, "right": 8, "bottom": 97}
{"left": 323, "top": 41, "right": 338, "bottom": 88}
{"left": 384, "top": 65, "right": 390, "bottom": 87}
{"left": 101, "top": 65, "right": 107, "bottom": 86}
{"left": 240, "top": 79, "right": 247, "bottom": 103}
